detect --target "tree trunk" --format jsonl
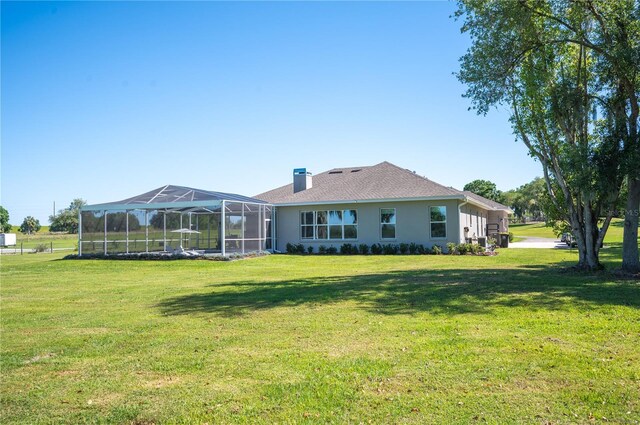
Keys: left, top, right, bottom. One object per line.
{"left": 567, "top": 200, "right": 604, "bottom": 271}
{"left": 622, "top": 177, "right": 640, "bottom": 273}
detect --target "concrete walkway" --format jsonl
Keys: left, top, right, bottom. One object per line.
{"left": 509, "top": 236, "right": 569, "bottom": 249}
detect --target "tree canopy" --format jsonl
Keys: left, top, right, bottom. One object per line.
{"left": 50, "top": 199, "right": 87, "bottom": 234}
{"left": 19, "top": 216, "right": 41, "bottom": 235}
{"left": 457, "top": 0, "right": 639, "bottom": 271}
{"left": 501, "top": 177, "right": 548, "bottom": 222}
{"left": 0, "top": 206, "right": 11, "bottom": 233}
{"left": 463, "top": 179, "right": 502, "bottom": 202}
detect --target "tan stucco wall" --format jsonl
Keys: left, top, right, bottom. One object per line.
{"left": 273, "top": 199, "right": 461, "bottom": 251}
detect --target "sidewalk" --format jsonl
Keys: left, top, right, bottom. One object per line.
{"left": 509, "top": 237, "right": 569, "bottom": 249}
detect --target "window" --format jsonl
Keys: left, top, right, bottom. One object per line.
{"left": 430, "top": 206, "right": 447, "bottom": 238}
{"left": 380, "top": 208, "right": 396, "bottom": 239}
{"left": 300, "top": 210, "right": 357, "bottom": 240}
{"left": 316, "top": 211, "right": 328, "bottom": 239}
{"left": 301, "top": 211, "right": 314, "bottom": 239}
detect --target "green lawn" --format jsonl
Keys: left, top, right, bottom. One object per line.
{"left": 509, "top": 222, "right": 557, "bottom": 239}
{"left": 1, "top": 247, "right": 638, "bottom": 423}
{"left": 8, "top": 226, "right": 78, "bottom": 250}
{"left": 510, "top": 218, "right": 630, "bottom": 244}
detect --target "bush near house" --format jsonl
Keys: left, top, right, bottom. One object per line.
{"left": 285, "top": 242, "right": 494, "bottom": 256}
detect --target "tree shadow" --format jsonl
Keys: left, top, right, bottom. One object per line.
{"left": 156, "top": 264, "right": 639, "bottom": 318}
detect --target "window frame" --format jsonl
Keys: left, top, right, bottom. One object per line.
{"left": 300, "top": 209, "right": 358, "bottom": 241}
{"left": 429, "top": 206, "right": 447, "bottom": 239}
{"left": 380, "top": 207, "right": 397, "bottom": 240}
{"left": 300, "top": 211, "right": 315, "bottom": 240}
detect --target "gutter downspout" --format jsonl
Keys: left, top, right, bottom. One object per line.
{"left": 458, "top": 199, "right": 468, "bottom": 244}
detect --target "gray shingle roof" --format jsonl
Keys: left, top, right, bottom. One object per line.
{"left": 254, "top": 161, "right": 465, "bottom": 205}
{"left": 462, "top": 191, "right": 512, "bottom": 212}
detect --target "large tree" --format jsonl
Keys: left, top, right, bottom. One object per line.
{"left": 502, "top": 177, "right": 548, "bottom": 222}
{"left": 457, "top": 0, "right": 639, "bottom": 271}
{"left": 50, "top": 198, "right": 87, "bottom": 233}
{"left": 463, "top": 179, "right": 502, "bottom": 202}
{"left": 19, "top": 216, "right": 41, "bottom": 235}
{"left": 0, "top": 206, "right": 12, "bottom": 233}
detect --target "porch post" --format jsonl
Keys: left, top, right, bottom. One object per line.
{"left": 145, "top": 211, "right": 149, "bottom": 253}
{"left": 103, "top": 211, "right": 108, "bottom": 255}
{"left": 78, "top": 210, "right": 82, "bottom": 256}
{"left": 126, "top": 210, "right": 129, "bottom": 254}
{"left": 221, "top": 201, "right": 226, "bottom": 256}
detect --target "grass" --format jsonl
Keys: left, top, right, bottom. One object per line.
{"left": 1, "top": 245, "right": 639, "bottom": 424}
{"left": 7, "top": 226, "right": 77, "bottom": 250}
{"left": 510, "top": 218, "right": 631, "bottom": 244}
{"left": 509, "top": 222, "right": 557, "bottom": 240}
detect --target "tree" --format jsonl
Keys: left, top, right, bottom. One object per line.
{"left": 456, "top": 0, "right": 638, "bottom": 270}
{"left": 463, "top": 179, "right": 502, "bottom": 202}
{"left": 150, "top": 212, "right": 181, "bottom": 229}
{"left": 19, "top": 216, "right": 41, "bottom": 235}
{"left": 502, "top": 177, "right": 548, "bottom": 222}
{"left": 0, "top": 206, "right": 11, "bottom": 233}
{"left": 50, "top": 198, "right": 87, "bottom": 233}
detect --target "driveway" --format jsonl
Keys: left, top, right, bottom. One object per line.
{"left": 509, "top": 236, "right": 569, "bottom": 249}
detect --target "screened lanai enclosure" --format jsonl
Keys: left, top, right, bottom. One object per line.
{"left": 79, "top": 185, "right": 273, "bottom": 256}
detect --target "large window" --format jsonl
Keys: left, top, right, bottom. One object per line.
{"left": 380, "top": 208, "right": 396, "bottom": 239}
{"left": 430, "top": 206, "right": 447, "bottom": 238}
{"left": 300, "top": 210, "right": 357, "bottom": 240}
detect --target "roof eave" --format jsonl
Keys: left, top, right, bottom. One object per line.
{"left": 271, "top": 194, "right": 466, "bottom": 207}
{"left": 464, "top": 197, "right": 514, "bottom": 213}
{"left": 81, "top": 198, "right": 271, "bottom": 212}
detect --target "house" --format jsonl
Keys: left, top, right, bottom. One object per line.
{"left": 255, "top": 161, "right": 512, "bottom": 251}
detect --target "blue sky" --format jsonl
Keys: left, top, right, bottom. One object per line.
{"left": 1, "top": 1, "right": 541, "bottom": 224}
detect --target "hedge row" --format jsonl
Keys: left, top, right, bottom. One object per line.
{"left": 64, "top": 251, "right": 269, "bottom": 261}
{"left": 286, "top": 242, "right": 449, "bottom": 255}
{"left": 285, "top": 242, "right": 497, "bottom": 256}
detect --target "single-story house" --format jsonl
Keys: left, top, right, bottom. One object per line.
{"left": 255, "top": 161, "right": 512, "bottom": 252}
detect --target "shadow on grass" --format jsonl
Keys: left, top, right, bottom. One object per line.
{"left": 156, "top": 264, "right": 640, "bottom": 317}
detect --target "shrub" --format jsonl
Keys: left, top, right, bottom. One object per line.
{"left": 382, "top": 244, "right": 399, "bottom": 255}
{"left": 318, "top": 245, "right": 327, "bottom": 254}
{"left": 358, "top": 244, "right": 369, "bottom": 255}
{"left": 327, "top": 246, "right": 338, "bottom": 254}
{"left": 457, "top": 243, "right": 474, "bottom": 255}
{"left": 352, "top": 244, "right": 359, "bottom": 254}
{"left": 474, "top": 244, "right": 486, "bottom": 254}
{"left": 286, "top": 243, "right": 306, "bottom": 254}
{"left": 340, "top": 243, "right": 354, "bottom": 255}
{"left": 508, "top": 232, "right": 514, "bottom": 242}
{"left": 370, "top": 243, "right": 383, "bottom": 255}
{"left": 416, "top": 244, "right": 427, "bottom": 254}
{"left": 408, "top": 242, "right": 418, "bottom": 254}
{"left": 432, "top": 244, "right": 442, "bottom": 255}
{"left": 399, "top": 243, "right": 409, "bottom": 255}
{"left": 446, "top": 242, "right": 457, "bottom": 255}
{"left": 34, "top": 243, "right": 48, "bottom": 253}
{"left": 307, "top": 246, "right": 314, "bottom": 254}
